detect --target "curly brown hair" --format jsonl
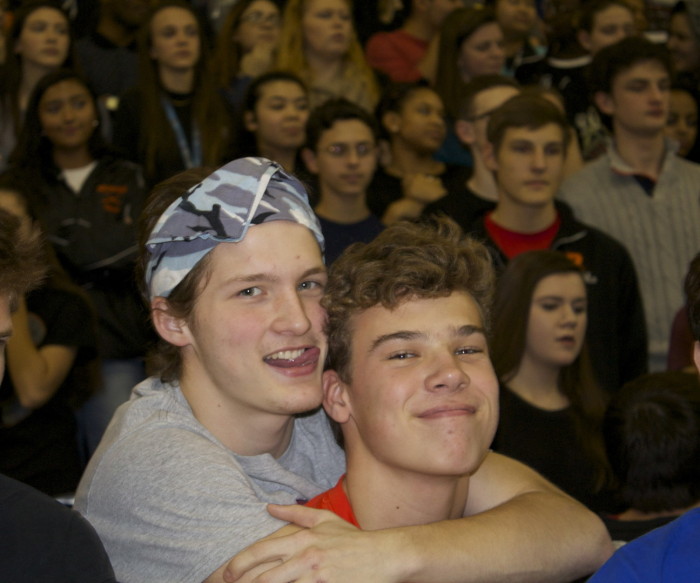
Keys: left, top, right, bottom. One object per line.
{"left": 322, "top": 216, "right": 495, "bottom": 383}
{"left": 0, "top": 209, "right": 45, "bottom": 307}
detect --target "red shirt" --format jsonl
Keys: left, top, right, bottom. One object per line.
{"left": 484, "top": 211, "right": 561, "bottom": 259}
{"left": 305, "top": 475, "right": 360, "bottom": 527}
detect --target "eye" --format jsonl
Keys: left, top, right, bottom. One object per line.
{"left": 237, "top": 286, "right": 262, "bottom": 297}
{"left": 456, "top": 346, "right": 483, "bottom": 356}
{"left": 298, "top": 280, "right": 324, "bottom": 292}
{"left": 388, "top": 351, "right": 415, "bottom": 360}
{"left": 539, "top": 301, "right": 560, "bottom": 311}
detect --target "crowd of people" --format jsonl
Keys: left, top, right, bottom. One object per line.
{"left": 0, "top": 0, "right": 700, "bottom": 581}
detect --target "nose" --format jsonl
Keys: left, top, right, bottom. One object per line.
{"left": 271, "top": 291, "right": 312, "bottom": 336}
{"left": 62, "top": 105, "right": 76, "bottom": 122}
{"left": 559, "top": 304, "right": 579, "bottom": 327}
{"left": 425, "top": 352, "right": 469, "bottom": 394}
{"left": 531, "top": 147, "right": 546, "bottom": 171}
{"left": 346, "top": 147, "right": 361, "bottom": 165}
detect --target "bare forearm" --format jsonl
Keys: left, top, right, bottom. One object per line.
{"left": 381, "top": 491, "right": 613, "bottom": 583}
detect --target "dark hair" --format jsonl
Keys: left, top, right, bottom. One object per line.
{"left": 9, "top": 69, "right": 108, "bottom": 172}
{"left": 212, "top": 0, "right": 281, "bottom": 88}
{"left": 323, "top": 216, "right": 494, "bottom": 383}
{"left": 305, "top": 98, "right": 380, "bottom": 152}
{"left": 136, "top": 167, "right": 216, "bottom": 382}
{"left": 375, "top": 80, "right": 437, "bottom": 140}
{"left": 577, "top": 0, "right": 633, "bottom": 33}
{"left": 490, "top": 250, "right": 610, "bottom": 488}
{"left": 671, "top": 1, "right": 699, "bottom": 40}
{"left": 434, "top": 6, "right": 499, "bottom": 119}
{"left": 588, "top": 36, "right": 673, "bottom": 96}
{"left": 0, "top": 0, "right": 77, "bottom": 139}
{"left": 486, "top": 93, "right": 569, "bottom": 152}
{"left": 685, "top": 252, "right": 700, "bottom": 342}
{"left": 136, "top": 0, "right": 231, "bottom": 180}
{"left": 458, "top": 74, "right": 520, "bottom": 120}
{"left": 232, "top": 70, "right": 308, "bottom": 159}
{"left": 604, "top": 371, "right": 700, "bottom": 511}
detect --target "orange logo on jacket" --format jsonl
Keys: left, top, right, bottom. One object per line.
{"left": 97, "top": 184, "right": 128, "bottom": 214}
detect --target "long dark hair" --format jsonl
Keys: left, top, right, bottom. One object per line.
{"left": 9, "top": 69, "right": 109, "bottom": 173}
{"left": 491, "top": 250, "right": 611, "bottom": 488}
{"left": 0, "top": 0, "right": 78, "bottom": 137}
{"left": 137, "top": 0, "right": 231, "bottom": 179}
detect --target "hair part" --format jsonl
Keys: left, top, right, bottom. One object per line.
{"left": 323, "top": 216, "right": 495, "bottom": 384}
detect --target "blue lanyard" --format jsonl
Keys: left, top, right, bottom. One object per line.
{"left": 161, "top": 94, "right": 202, "bottom": 169}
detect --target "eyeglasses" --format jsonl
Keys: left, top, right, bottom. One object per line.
{"left": 240, "top": 11, "right": 280, "bottom": 26}
{"left": 321, "top": 142, "right": 376, "bottom": 158}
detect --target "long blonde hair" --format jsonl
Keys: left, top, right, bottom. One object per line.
{"left": 275, "top": 0, "right": 378, "bottom": 109}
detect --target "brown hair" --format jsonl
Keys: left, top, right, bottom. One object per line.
{"left": 323, "top": 216, "right": 494, "bottom": 383}
{"left": 491, "top": 250, "right": 610, "bottom": 488}
{"left": 136, "top": 167, "right": 215, "bottom": 382}
{"left": 0, "top": 208, "right": 45, "bottom": 307}
{"left": 487, "top": 93, "right": 569, "bottom": 153}
{"left": 434, "top": 6, "right": 499, "bottom": 120}
{"left": 136, "top": 1, "right": 231, "bottom": 181}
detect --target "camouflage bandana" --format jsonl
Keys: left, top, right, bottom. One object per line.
{"left": 145, "top": 157, "right": 323, "bottom": 299}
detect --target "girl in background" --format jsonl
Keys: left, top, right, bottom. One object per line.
{"left": 0, "top": 0, "right": 76, "bottom": 171}
{"left": 276, "top": 0, "right": 379, "bottom": 111}
{"left": 213, "top": 0, "right": 281, "bottom": 110}
{"left": 5, "top": 69, "right": 151, "bottom": 457}
{"left": 432, "top": 7, "right": 505, "bottom": 167}
{"left": 370, "top": 82, "right": 469, "bottom": 224}
{"left": 490, "top": 250, "right": 613, "bottom": 512}
{"left": 232, "top": 71, "right": 309, "bottom": 174}
{"left": 114, "top": 0, "right": 232, "bottom": 186}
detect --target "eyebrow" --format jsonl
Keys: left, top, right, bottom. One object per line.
{"left": 368, "top": 324, "right": 485, "bottom": 354}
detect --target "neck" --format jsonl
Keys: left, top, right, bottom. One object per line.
{"left": 507, "top": 358, "right": 569, "bottom": 411}
{"left": 97, "top": 17, "right": 135, "bottom": 47}
{"left": 159, "top": 67, "right": 195, "bottom": 94}
{"left": 401, "top": 14, "right": 437, "bottom": 42}
{"left": 179, "top": 362, "right": 295, "bottom": 458}
{"left": 315, "top": 189, "right": 370, "bottom": 224}
{"left": 258, "top": 143, "right": 297, "bottom": 173}
{"left": 490, "top": 199, "right": 556, "bottom": 233}
{"left": 345, "top": 453, "right": 469, "bottom": 530}
{"left": 468, "top": 155, "right": 499, "bottom": 201}
{"left": 612, "top": 128, "right": 666, "bottom": 179}
{"left": 305, "top": 52, "right": 344, "bottom": 85}
{"left": 387, "top": 141, "right": 443, "bottom": 176}
{"left": 53, "top": 147, "right": 94, "bottom": 170}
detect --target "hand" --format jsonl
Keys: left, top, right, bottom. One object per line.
{"left": 224, "top": 504, "right": 404, "bottom": 583}
{"left": 402, "top": 174, "right": 447, "bottom": 205}
{"left": 240, "top": 42, "right": 276, "bottom": 78}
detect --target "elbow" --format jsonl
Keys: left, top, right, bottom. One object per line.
{"left": 16, "top": 387, "right": 51, "bottom": 410}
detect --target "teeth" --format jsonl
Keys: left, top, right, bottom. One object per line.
{"left": 266, "top": 348, "right": 305, "bottom": 361}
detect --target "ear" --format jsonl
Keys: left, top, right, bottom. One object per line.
{"left": 482, "top": 140, "right": 499, "bottom": 172}
{"left": 243, "top": 110, "right": 258, "bottom": 133}
{"left": 594, "top": 91, "right": 614, "bottom": 116}
{"left": 322, "top": 369, "right": 352, "bottom": 424}
{"left": 382, "top": 111, "right": 401, "bottom": 135}
{"left": 455, "top": 119, "right": 476, "bottom": 146}
{"left": 694, "top": 341, "right": 700, "bottom": 373}
{"left": 301, "top": 147, "right": 319, "bottom": 175}
{"left": 577, "top": 29, "right": 592, "bottom": 53}
{"left": 150, "top": 297, "right": 192, "bottom": 348}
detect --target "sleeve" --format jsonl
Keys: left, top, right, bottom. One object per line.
{"left": 80, "top": 426, "right": 292, "bottom": 583}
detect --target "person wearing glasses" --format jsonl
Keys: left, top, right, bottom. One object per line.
{"left": 301, "top": 98, "right": 384, "bottom": 265}
{"left": 213, "top": 0, "right": 281, "bottom": 111}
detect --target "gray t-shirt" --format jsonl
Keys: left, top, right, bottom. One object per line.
{"left": 75, "top": 377, "right": 345, "bottom": 583}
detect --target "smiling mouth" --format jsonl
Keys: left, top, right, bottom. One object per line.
{"left": 263, "top": 346, "right": 320, "bottom": 369}
{"left": 418, "top": 405, "right": 477, "bottom": 419}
